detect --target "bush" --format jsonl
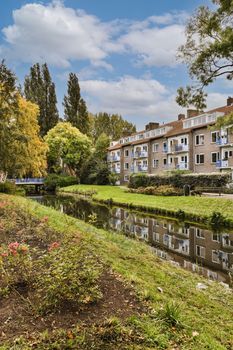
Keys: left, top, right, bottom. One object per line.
{"left": 44, "top": 174, "right": 79, "bottom": 192}
{"left": 129, "top": 173, "right": 230, "bottom": 189}
{"left": 0, "top": 181, "right": 18, "bottom": 194}
{"left": 35, "top": 243, "right": 102, "bottom": 314}
{"left": 127, "top": 185, "right": 182, "bottom": 196}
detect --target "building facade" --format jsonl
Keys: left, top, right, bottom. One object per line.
{"left": 108, "top": 98, "right": 233, "bottom": 184}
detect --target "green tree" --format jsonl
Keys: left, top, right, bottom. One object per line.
{"left": 94, "top": 133, "right": 110, "bottom": 161}
{"left": 63, "top": 73, "right": 90, "bottom": 134}
{"left": 93, "top": 113, "right": 136, "bottom": 141}
{"left": 45, "top": 122, "right": 92, "bottom": 176}
{"left": 24, "top": 63, "right": 59, "bottom": 136}
{"left": 176, "top": 0, "right": 233, "bottom": 109}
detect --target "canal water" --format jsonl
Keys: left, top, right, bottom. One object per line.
{"left": 35, "top": 194, "right": 233, "bottom": 285}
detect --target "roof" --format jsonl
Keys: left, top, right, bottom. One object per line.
{"left": 107, "top": 103, "right": 233, "bottom": 150}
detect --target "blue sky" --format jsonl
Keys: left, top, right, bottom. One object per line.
{"left": 0, "top": 0, "right": 232, "bottom": 129}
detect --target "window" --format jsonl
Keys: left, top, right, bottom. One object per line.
{"left": 223, "top": 150, "right": 233, "bottom": 160}
{"left": 195, "top": 154, "right": 204, "bottom": 164}
{"left": 153, "top": 143, "right": 159, "bottom": 152}
{"left": 124, "top": 150, "right": 129, "bottom": 157}
{"left": 124, "top": 162, "right": 129, "bottom": 170}
{"left": 195, "top": 228, "right": 204, "bottom": 238}
{"left": 211, "top": 152, "right": 220, "bottom": 163}
{"left": 196, "top": 245, "right": 205, "bottom": 258}
{"left": 163, "top": 158, "right": 167, "bottom": 166}
{"left": 212, "top": 251, "right": 220, "bottom": 264}
{"left": 143, "top": 145, "right": 148, "bottom": 151}
{"left": 124, "top": 175, "right": 129, "bottom": 182}
{"left": 211, "top": 131, "right": 220, "bottom": 143}
{"left": 153, "top": 159, "right": 159, "bottom": 168}
{"left": 212, "top": 233, "right": 221, "bottom": 242}
{"left": 195, "top": 134, "right": 205, "bottom": 145}
{"left": 181, "top": 137, "right": 188, "bottom": 145}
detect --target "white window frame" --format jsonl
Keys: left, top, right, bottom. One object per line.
{"left": 212, "top": 250, "right": 220, "bottom": 264}
{"left": 196, "top": 245, "right": 205, "bottom": 258}
{"left": 195, "top": 134, "right": 205, "bottom": 146}
{"left": 211, "top": 152, "right": 220, "bottom": 164}
{"left": 195, "top": 154, "right": 205, "bottom": 164}
{"left": 153, "top": 159, "right": 159, "bottom": 168}
{"left": 124, "top": 162, "right": 129, "bottom": 170}
{"left": 153, "top": 143, "right": 159, "bottom": 152}
{"left": 211, "top": 131, "right": 220, "bottom": 143}
{"left": 124, "top": 149, "right": 129, "bottom": 157}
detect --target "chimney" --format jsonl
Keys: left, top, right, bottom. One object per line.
{"left": 178, "top": 113, "right": 185, "bottom": 121}
{"left": 187, "top": 109, "right": 200, "bottom": 119}
{"left": 227, "top": 96, "right": 233, "bottom": 106}
{"left": 145, "top": 122, "right": 160, "bottom": 131}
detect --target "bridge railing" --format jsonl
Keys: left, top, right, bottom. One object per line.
{"left": 11, "top": 178, "right": 45, "bottom": 184}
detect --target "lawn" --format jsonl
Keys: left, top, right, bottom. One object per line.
{"left": 60, "top": 184, "right": 233, "bottom": 224}
{"left": 0, "top": 194, "right": 232, "bottom": 349}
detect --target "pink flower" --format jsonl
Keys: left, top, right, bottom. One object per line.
{"left": 48, "top": 242, "right": 60, "bottom": 251}
{"left": 1, "top": 252, "right": 8, "bottom": 257}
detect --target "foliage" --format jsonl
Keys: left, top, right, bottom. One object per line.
{"left": 95, "top": 133, "right": 110, "bottom": 161}
{"left": 1, "top": 194, "right": 233, "bottom": 349}
{"left": 63, "top": 73, "right": 90, "bottom": 135}
{"left": 24, "top": 63, "right": 59, "bottom": 136}
{"left": 157, "top": 302, "right": 184, "bottom": 328}
{"left": 176, "top": 0, "right": 233, "bottom": 109}
{"left": 214, "top": 111, "right": 233, "bottom": 131}
{"left": 0, "top": 242, "right": 32, "bottom": 295}
{"left": 0, "top": 61, "right": 47, "bottom": 177}
{"left": 129, "top": 173, "right": 230, "bottom": 189}
{"left": 0, "top": 181, "right": 18, "bottom": 194}
{"left": 209, "top": 211, "right": 227, "bottom": 228}
{"left": 44, "top": 174, "right": 79, "bottom": 192}
{"left": 109, "top": 173, "right": 119, "bottom": 186}
{"left": 93, "top": 112, "right": 136, "bottom": 141}
{"left": 45, "top": 122, "right": 92, "bottom": 175}
{"left": 35, "top": 242, "right": 102, "bottom": 314}
{"left": 128, "top": 185, "right": 183, "bottom": 196}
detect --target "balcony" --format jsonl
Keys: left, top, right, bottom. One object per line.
{"left": 134, "top": 165, "right": 148, "bottom": 172}
{"left": 112, "top": 154, "right": 121, "bottom": 162}
{"left": 112, "top": 168, "right": 121, "bottom": 174}
{"left": 173, "top": 144, "right": 189, "bottom": 153}
{"left": 216, "top": 160, "right": 229, "bottom": 168}
{"left": 216, "top": 137, "right": 228, "bottom": 146}
{"left": 164, "top": 162, "right": 189, "bottom": 170}
{"left": 163, "top": 146, "right": 168, "bottom": 153}
{"left": 134, "top": 151, "right": 148, "bottom": 158}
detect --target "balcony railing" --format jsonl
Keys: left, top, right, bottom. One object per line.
{"left": 173, "top": 144, "right": 189, "bottom": 152}
{"left": 216, "top": 137, "right": 228, "bottom": 146}
{"left": 216, "top": 160, "right": 229, "bottom": 168}
{"left": 112, "top": 168, "right": 121, "bottom": 174}
{"left": 163, "top": 146, "right": 168, "bottom": 153}
{"left": 164, "top": 162, "right": 189, "bottom": 170}
{"left": 134, "top": 165, "right": 148, "bottom": 172}
{"left": 134, "top": 151, "right": 148, "bottom": 158}
{"left": 111, "top": 155, "right": 121, "bottom": 161}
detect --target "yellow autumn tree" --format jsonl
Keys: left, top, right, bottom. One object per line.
{"left": 12, "top": 97, "right": 48, "bottom": 177}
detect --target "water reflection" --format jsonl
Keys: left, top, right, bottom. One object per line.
{"left": 36, "top": 195, "right": 233, "bottom": 285}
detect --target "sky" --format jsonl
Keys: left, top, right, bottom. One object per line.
{"left": 0, "top": 0, "right": 232, "bottom": 129}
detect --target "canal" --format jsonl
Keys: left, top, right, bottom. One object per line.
{"left": 35, "top": 194, "right": 233, "bottom": 285}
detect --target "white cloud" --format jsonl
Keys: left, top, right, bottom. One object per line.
{"left": 118, "top": 22, "right": 185, "bottom": 67}
{"left": 80, "top": 76, "right": 185, "bottom": 127}
{"left": 1, "top": 2, "right": 187, "bottom": 69}
{"left": 206, "top": 92, "right": 229, "bottom": 110}
{"left": 1, "top": 0, "right": 116, "bottom": 68}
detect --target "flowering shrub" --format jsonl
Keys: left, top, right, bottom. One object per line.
{"left": 35, "top": 243, "right": 103, "bottom": 314}
{"left": 0, "top": 242, "right": 32, "bottom": 294}
{"left": 127, "top": 185, "right": 183, "bottom": 196}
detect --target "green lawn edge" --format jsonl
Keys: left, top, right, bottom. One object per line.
{"left": 1, "top": 194, "right": 233, "bottom": 349}
{"left": 59, "top": 184, "right": 233, "bottom": 227}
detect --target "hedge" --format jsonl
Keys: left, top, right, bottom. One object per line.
{"left": 128, "top": 173, "right": 231, "bottom": 189}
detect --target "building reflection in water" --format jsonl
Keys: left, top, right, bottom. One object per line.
{"left": 110, "top": 207, "right": 233, "bottom": 284}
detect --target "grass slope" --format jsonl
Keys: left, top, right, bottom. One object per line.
{"left": 60, "top": 184, "right": 233, "bottom": 224}
{"left": 1, "top": 194, "right": 233, "bottom": 349}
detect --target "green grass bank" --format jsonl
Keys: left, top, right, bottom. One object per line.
{"left": 0, "top": 194, "right": 233, "bottom": 349}
{"left": 59, "top": 184, "right": 233, "bottom": 226}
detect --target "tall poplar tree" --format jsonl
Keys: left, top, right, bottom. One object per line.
{"left": 63, "top": 73, "right": 89, "bottom": 134}
{"left": 24, "top": 63, "right": 59, "bottom": 136}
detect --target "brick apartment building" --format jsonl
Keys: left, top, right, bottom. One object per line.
{"left": 107, "top": 97, "right": 233, "bottom": 184}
